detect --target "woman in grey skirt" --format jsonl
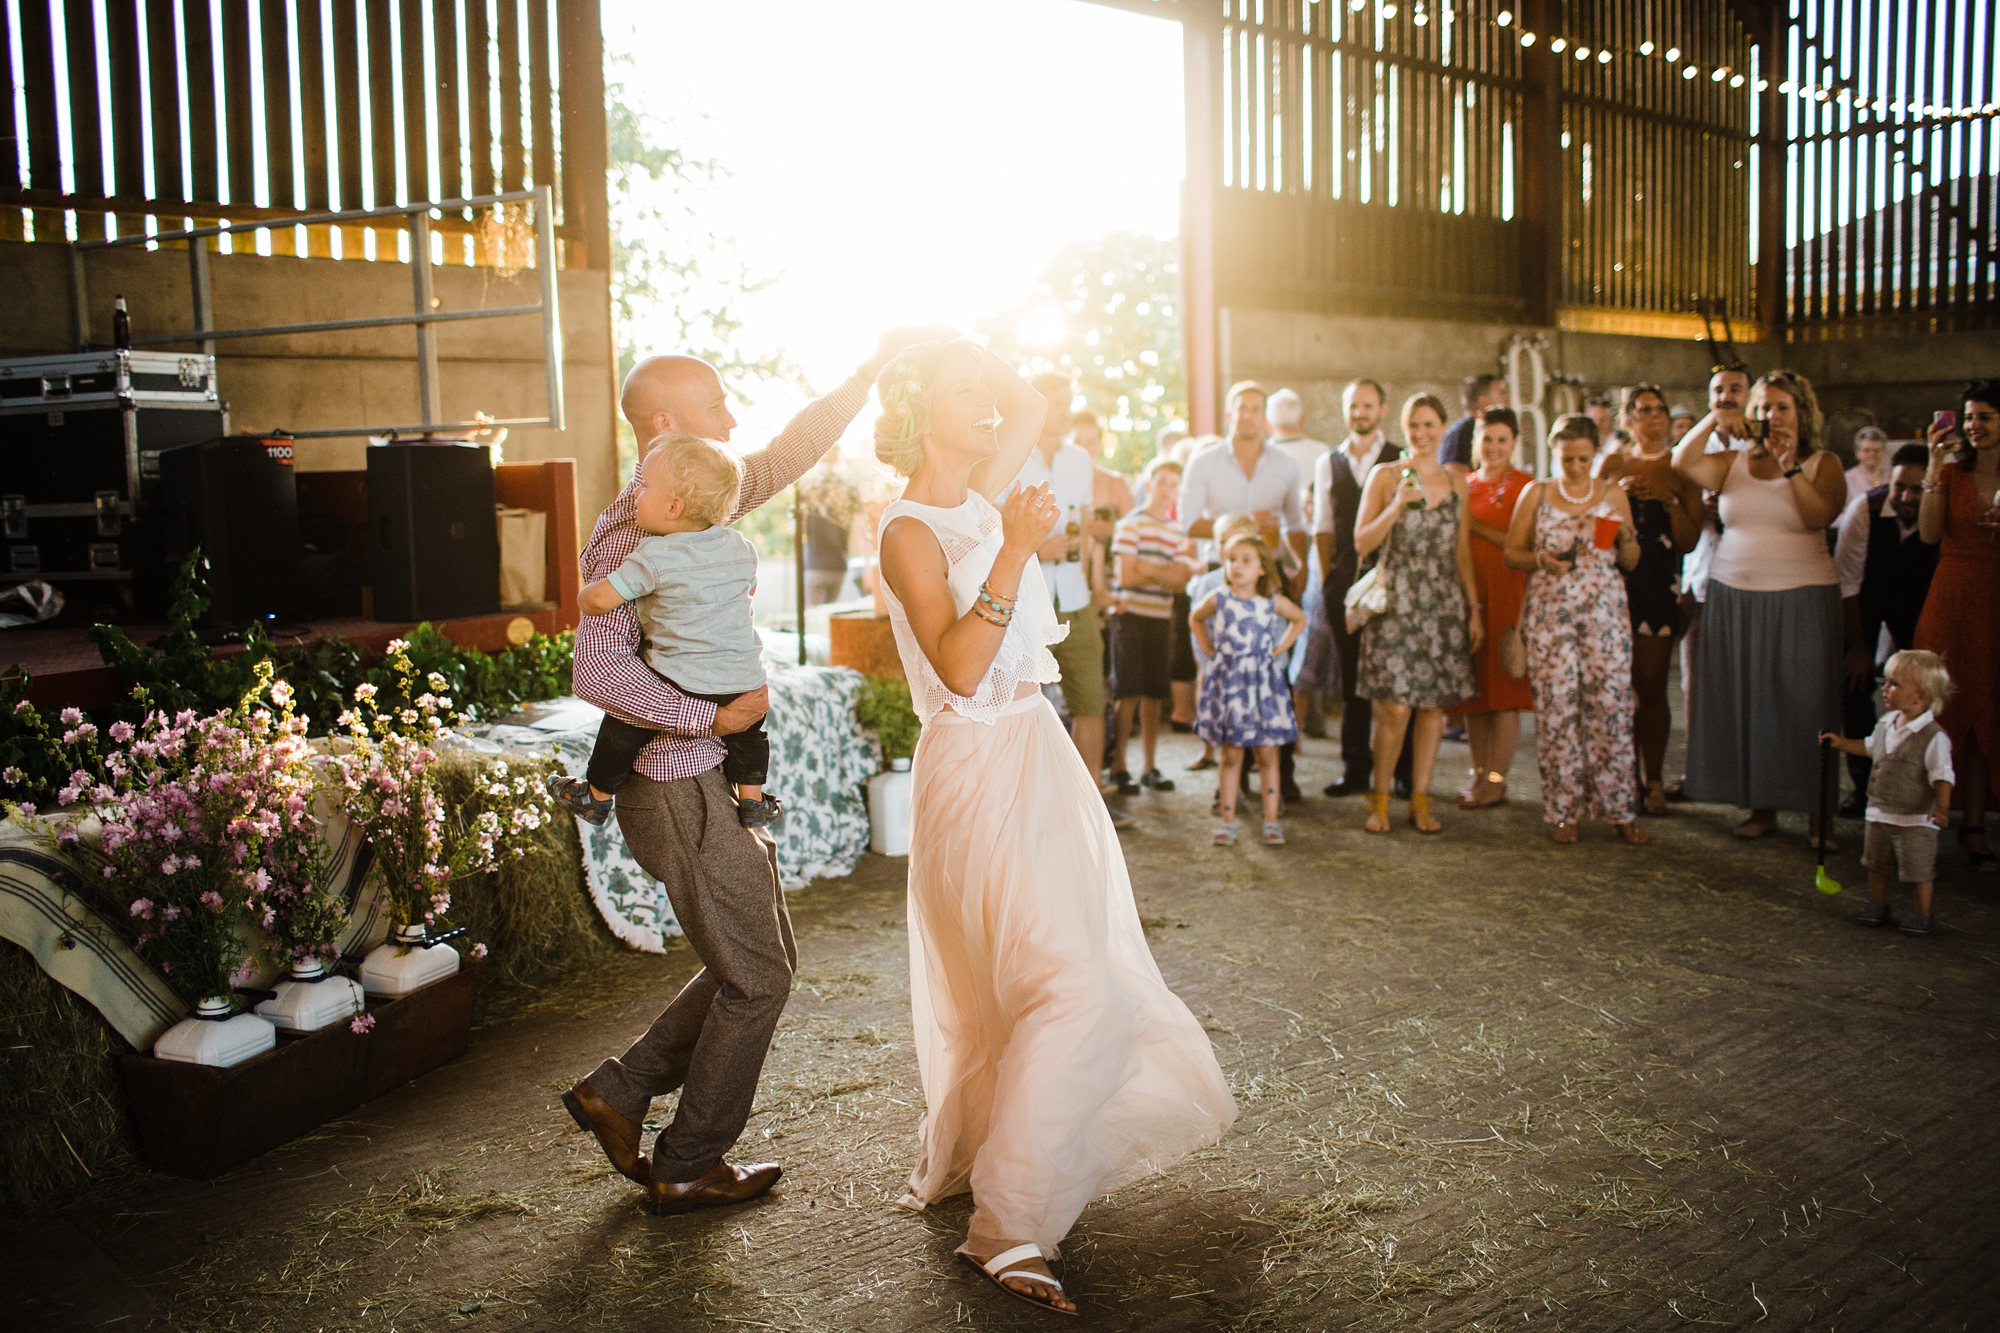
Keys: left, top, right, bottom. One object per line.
{"left": 1672, "top": 370, "right": 1850, "bottom": 849}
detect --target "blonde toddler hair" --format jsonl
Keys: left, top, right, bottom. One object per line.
{"left": 645, "top": 433, "right": 742, "bottom": 527}
{"left": 1886, "top": 649, "right": 1952, "bottom": 711}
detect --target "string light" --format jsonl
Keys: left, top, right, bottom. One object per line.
{"left": 1519, "top": 31, "right": 1535, "bottom": 45}
{"left": 1638, "top": 40, "right": 1654, "bottom": 55}
{"left": 1682, "top": 66, "right": 1697, "bottom": 80}
{"left": 1496, "top": 9, "right": 1512, "bottom": 25}
{"left": 1549, "top": 36, "right": 1566, "bottom": 52}
{"left": 1598, "top": 49, "right": 1613, "bottom": 64}
{"left": 1574, "top": 46, "right": 1590, "bottom": 61}
{"left": 1711, "top": 67, "right": 1728, "bottom": 82}
{"left": 1665, "top": 47, "right": 1682, "bottom": 62}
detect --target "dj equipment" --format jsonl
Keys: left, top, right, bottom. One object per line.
{"left": 0, "top": 351, "right": 225, "bottom": 607}
{"left": 366, "top": 441, "right": 500, "bottom": 622}
{"left": 141, "top": 436, "right": 303, "bottom": 624}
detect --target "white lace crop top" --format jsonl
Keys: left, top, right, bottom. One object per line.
{"left": 877, "top": 490, "right": 1067, "bottom": 726}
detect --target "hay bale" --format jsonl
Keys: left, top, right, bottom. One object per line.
{"left": 0, "top": 939, "right": 139, "bottom": 1210}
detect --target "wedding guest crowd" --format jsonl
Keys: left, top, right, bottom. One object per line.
{"left": 998, "top": 364, "right": 1992, "bottom": 894}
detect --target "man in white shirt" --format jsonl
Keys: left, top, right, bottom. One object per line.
{"left": 1179, "top": 381, "right": 1309, "bottom": 802}
{"left": 1265, "top": 388, "right": 1334, "bottom": 736}
{"left": 1670, "top": 362, "right": 1753, "bottom": 799}
{"left": 1018, "top": 372, "right": 1128, "bottom": 827}
{"left": 1312, "top": 378, "right": 1414, "bottom": 797}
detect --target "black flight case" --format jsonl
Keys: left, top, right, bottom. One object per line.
{"left": 0, "top": 350, "right": 227, "bottom": 616}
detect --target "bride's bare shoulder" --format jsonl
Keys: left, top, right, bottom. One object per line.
{"left": 880, "top": 513, "right": 946, "bottom": 575}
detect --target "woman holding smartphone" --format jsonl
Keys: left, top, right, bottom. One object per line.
{"left": 1505, "top": 415, "right": 1648, "bottom": 844}
{"left": 1672, "top": 369, "right": 1848, "bottom": 850}
{"left": 1912, "top": 381, "right": 2000, "bottom": 872}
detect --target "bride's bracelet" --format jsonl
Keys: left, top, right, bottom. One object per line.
{"left": 978, "top": 581, "right": 1018, "bottom": 613}
{"left": 970, "top": 603, "right": 1011, "bottom": 628}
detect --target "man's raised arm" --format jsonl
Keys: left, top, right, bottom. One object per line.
{"left": 731, "top": 325, "right": 957, "bottom": 523}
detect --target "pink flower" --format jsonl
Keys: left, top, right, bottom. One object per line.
{"left": 471, "top": 942, "right": 489, "bottom": 960}
{"left": 12, "top": 700, "right": 30, "bottom": 715}
{"left": 59, "top": 707, "right": 83, "bottom": 725}
{"left": 108, "top": 720, "right": 134, "bottom": 742}
{"left": 270, "top": 680, "right": 293, "bottom": 707}
{"left": 2, "top": 766, "right": 22, "bottom": 785}
{"left": 159, "top": 855, "right": 180, "bottom": 875}
{"left": 129, "top": 898, "right": 154, "bottom": 918}
{"left": 349, "top": 1013, "right": 377, "bottom": 1035}
{"left": 199, "top": 891, "right": 224, "bottom": 912}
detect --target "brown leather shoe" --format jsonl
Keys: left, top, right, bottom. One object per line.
{"left": 561, "top": 1081, "right": 648, "bottom": 1185}
{"left": 642, "top": 1161, "right": 782, "bottom": 1216}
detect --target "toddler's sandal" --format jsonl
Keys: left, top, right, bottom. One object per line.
{"left": 1211, "top": 822, "right": 1237, "bottom": 847}
{"left": 1262, "top": 821, "right": 1285, "bottom": 845}
{"left": 546, "top": 775, "right": 614, "bottom": 826}
{"left": 737, "top": 794, "right": 784, "bottom": 828}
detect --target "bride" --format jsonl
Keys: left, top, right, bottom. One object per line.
{"left": 873, "top": 338, "right": 1236, "bottom": 1316}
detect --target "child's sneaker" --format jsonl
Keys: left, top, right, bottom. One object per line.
{"left": 1854, "top": 902, "right": 1895, "bottom": 927}
{"left": 1899, "top": 913, "right": 1934, "bottom": 937}
{"left": 546, "top": 775, "right": 614, "bottom": 826}
{"left": 1140, "top": 768, "right": 1175, "bottom": 792}
{"left": 738, "top": 794, "right": 784, "bottom": 828}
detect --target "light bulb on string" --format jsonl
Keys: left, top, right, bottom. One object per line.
{"left": 1519, "top": 30, "right": 1535, "bottom": 45}
{"left": 1383, "top": 2, "right": 1397, "bottom": 16}
{"left": 1549, "top": 36, "right": 1566, "bottom": 52}
{"left": 1711, "top": 67, "right": 1727, "bottom": 82}
{"left": 1598, "top": 49, "right": 1612, "bottom": 64}
{"left": 1639, "top": 40, "right": 1654, "bottom": 55}
{"left": 1665, "top": 47, "right": 1681, "bottom": 62}
{"left": 1730, "top": 74, "right": 1745, "bottom": 88}
{"left": 1496, "top": 9, "right": 1512, "bottom": 25}
{"left": 1682, "top": 66, "right": 1697, "bottom": 80}
{"left": 1574, "top": 46, "right": 1590, "bottom": 61}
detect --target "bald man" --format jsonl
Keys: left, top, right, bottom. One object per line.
{"left": 564, "top": 325, "right": 944, "bottom": 1218}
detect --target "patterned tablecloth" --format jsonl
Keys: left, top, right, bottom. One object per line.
{"left": 465, "top": 663, "right": 880, "bottom": 952}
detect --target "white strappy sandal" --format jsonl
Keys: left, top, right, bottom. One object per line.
{"left": 957, "top": 1243, "right": 1076, "bottom": 1316}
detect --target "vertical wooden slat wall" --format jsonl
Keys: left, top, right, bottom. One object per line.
{"left": 298, "top": 1, "right": 333, "bottom": 256}
{"left": 105, "top": 0, "right": 145, "bottom": 238}
{"left": 62, "top": 0, "right": 105, "bottom": 239}
{"left": 498, "top": 0, "right": 525, "bottom": 192}
{"left": 262, "top": 0, "right": 297, "bottom": 254}
{"left": 334, "top": 0, "right": 367, "bottom": 253}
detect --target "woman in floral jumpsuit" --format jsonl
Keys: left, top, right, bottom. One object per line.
{"left": 1504, "top": 418, "right": 1650, "bottom": 844}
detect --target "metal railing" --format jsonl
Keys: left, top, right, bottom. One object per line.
{"left": 68, "top": 187, "right": 565, "bottom": 440}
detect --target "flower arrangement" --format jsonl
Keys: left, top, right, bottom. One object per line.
{"left": 64, "top": 665, "right": 339, "bottom": 1008}
{"left": 328, "top": 641, "right": 552, "bottom": 933}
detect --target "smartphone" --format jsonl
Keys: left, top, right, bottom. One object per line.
{"left": 1738, "top": 417, "right": 1769, "bottom": 441}
{"left": 1935, "top": 409, "right": 1957, "bottom": 432}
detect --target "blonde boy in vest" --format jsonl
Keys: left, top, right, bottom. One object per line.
{"left": 1821, "top": 650, "right": 1955, "bottom": 937}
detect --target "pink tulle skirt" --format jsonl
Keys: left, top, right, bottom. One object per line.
{"left": 898, "top": 694, "right": 1236, "bottom": 1255}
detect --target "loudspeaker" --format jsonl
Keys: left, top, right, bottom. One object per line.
{"left": 366, "top": 442, "right": 499, "bottom": 622}
{"left": 142, "top": 435, "right": 302, "bottom": 624}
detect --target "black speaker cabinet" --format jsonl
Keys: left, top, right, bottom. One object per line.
{"left": 366, "top": 442, "right": 499, "bottom": 622}
{"left": 142, "top": 436, "right": 302, "bottom": 624}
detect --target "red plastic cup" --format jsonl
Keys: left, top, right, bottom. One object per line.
{"left": 1592, "top": 515, "right": 1622, "bottom": 550}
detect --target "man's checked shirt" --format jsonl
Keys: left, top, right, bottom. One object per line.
{"left": 572, "top": 378, "right": 869, "bottom": 782}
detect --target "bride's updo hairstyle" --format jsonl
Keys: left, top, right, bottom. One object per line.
{"left": 873, "top": 339, "right": 974, "bottom": 477}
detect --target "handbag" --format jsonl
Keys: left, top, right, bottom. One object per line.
{"left": 1498, "top": 624, "right": 1528, "bottom": 679}
{"left": 1344, "top": 563, "right": 1390, "bottom": 633}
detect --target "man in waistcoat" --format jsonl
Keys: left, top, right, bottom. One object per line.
{"left": 1833, "top": 443, "right": 1941, "bottom": 814}
{"left": 1313, "top": 378, "right": 1414, "bottom": 797}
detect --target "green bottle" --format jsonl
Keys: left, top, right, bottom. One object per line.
{"left": 1401, "top": 466, "right": 1428, "bottom": 511}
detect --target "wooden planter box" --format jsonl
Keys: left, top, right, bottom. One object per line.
{"left": 828, "top": 610, "right": 904, "bottom": 681}
{"left": 116, "top": 961, "right": 481, "bottom": 1180}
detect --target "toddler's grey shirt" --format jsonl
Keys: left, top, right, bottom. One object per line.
{"left": 606, "top": 526, "right": 765, "bottom": 695}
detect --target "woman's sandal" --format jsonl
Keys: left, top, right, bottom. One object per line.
{"left": 1642, "top": 781, "right": 1670, "bottom": 816}
{"left": 1960, "top": 829, "right": 1999, "bottom": 874}
{"left": 1212, "top": 821, "right": 1237, "bottom": 847}
{"left": 958, "top": 1245, "right": 1076, "bottom": 1317}
{"left": 1457, "top": 771, "right": 1507, "bottom": 809}
{"left": 1615, "top": 821, "right": 1650, "bottom": 845}
{"left": 1551, "top": 820, "right": 1579, "bottom": 844}
{"left": 1186, "top": 754, "right": 1219, "bottom": 772}
{"left": 1364, "top": 792, "right": 1392, "bottom": 834}
{"left": 1409, "top": 791, "right": 1442, "bottom": 834}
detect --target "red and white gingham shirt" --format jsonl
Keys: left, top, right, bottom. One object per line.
{"left": 572, "top": 378, "right": 870, "bottom": 782}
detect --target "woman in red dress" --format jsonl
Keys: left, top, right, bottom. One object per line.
{"left": 1913, "top": 380, "right": 2000, "bottom": 872}
{"left": 1449, "top": 406, "right": 1535, "bottom": 807}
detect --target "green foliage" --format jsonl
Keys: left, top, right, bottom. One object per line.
{"left": 606, "top": 55, "right": 808, "bottom": 485}
{"left": 853, "top": 676, "right": 921, "bottom": 766}
{"left": 1, "top": 553, "right": 575, "bottom": 805}
{"left": 980, "top": 231, "right": 1186, "bottom": 476}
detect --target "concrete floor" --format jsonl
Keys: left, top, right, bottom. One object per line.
{"left": 13, "top": 719, "right": 2000, "bottom": 1332}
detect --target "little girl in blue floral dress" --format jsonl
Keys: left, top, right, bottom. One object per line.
{"left": 1191, "top": 535, "right": 1305, "bottom": 846}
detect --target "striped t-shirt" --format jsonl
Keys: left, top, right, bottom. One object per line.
{"left": 1111, "top": 510, "right": 1199, "bottom": 619}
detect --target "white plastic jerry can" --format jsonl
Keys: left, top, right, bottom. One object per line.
{"left": 868, "top": 757, "right": 914, "bottom": 857}
{"left": 153, "top": 997, "right": 278, "bottom": 1067}
{"left": 360, "top": 925, "right": 462, "bottom": 999}
{"left": 255, "top": 958, "right": 368, "bottom": 1034}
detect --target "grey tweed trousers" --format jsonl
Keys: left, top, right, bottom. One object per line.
{"left": 584, "top": 767, "right": 797, "bottom": 1183}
